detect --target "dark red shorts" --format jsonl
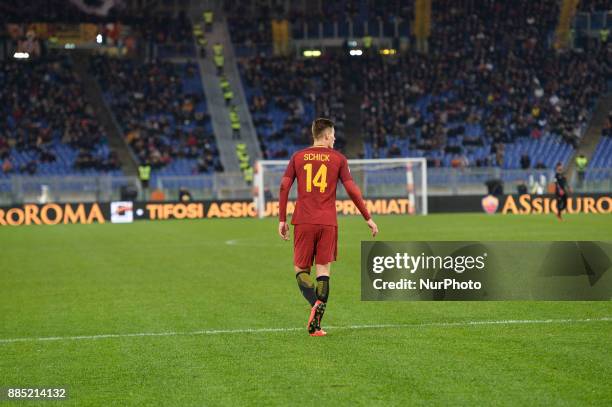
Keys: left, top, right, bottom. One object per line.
{"left": 293, "top": 224, "right": 338, "bottom": 268}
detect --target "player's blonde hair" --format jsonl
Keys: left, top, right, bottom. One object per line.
{"left": 311, "top": 118, "right": 334, "bottom": 140}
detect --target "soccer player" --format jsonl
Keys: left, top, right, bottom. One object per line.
{"left": 278, "top": 118, "right": 378, "bottom": 337}
{"left": 554, "top": 162, "right": 570, "bottom": 220}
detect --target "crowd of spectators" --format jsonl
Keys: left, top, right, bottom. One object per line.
{"left": 91, "top": 56, "right": 222, "bottom": 173}
{"left": 1, "top": 57, "right": 119, "bottom": 177}
{"left": 225, "top": 1, "right": 273, "bottom": 47}
{"left": 230, "top": 0, "right": 609, "bottom": 168}
{"left": 241, "top": 55, "right": 346, "bottom": 158}
{"left": 140, "top": 11, "right": 193, "bottom": 45}
{"left": 287, "top": 0, "right": 412, "bottom": 29}
{"left": 226, "top": 0, "right": 412, "bottom": 47}
{"left": 359, "top": 0, "right": 608, "bottom": 167}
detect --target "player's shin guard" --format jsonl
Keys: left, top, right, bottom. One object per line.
{"left": 316, "top": 275, "right": 329, "bottom": 303}
{"left": 296, "top": 271, "right": 317, "bottom": 306}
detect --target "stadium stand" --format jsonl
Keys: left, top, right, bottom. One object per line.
{"left": 589, "top": 136, "right": 612, "bottom": 169}
{"left": 225, "top": 1, "right": 272, "bottom": 57}
{"left": 0, "top": 57, "right": 121, "bottom": 178}
{"left": 226, "top": 0, "right": 412, "bottom": 56}
{"left": 587, "top": 110, "right": 612, "bottom": 180}
{"left": 239, "top": 55, "right": 346, "bottom": 159}
{"left": 1, "top": 1, "right": 195, "bottom": 58}
{"left": 577, "top": 0, "right": 612, "bottom": 12}
{"left": 358, "top": 0, "right": 608, "bottom": 168}
{"left": 287, "top": 0, "right": 413, "bottom": 40}
{"left": 90, "top": 56, "right": 222, "bottom": 182}
{"left": 144, "top": 11, "right": 196, "bottom": 58}
{"left": 141, "top": 11, "right": 193, "bottom": 45}
{"left": 232, "top": 0, "right": 608, "bottom": 169}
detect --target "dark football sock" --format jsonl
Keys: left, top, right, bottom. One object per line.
{"left": 296, "top": 271, "right": 316, "bottom": 306}
{"left": 316, "top": 275, "right": 330, "bottom": 303}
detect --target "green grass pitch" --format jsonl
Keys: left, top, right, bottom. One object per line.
{"left": 1, "top": 213, "right": 611, "bottom": 406}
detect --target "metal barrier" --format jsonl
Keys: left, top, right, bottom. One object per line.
{"left": 576, "top": 168, "right": 612, "bottom": 193}
{"left": 153, "top": 173, "right": 249, "bottom": 200}
{"left": 0, "top": 168, "right": 608, "bottom": 205}
{"left": 0, "top": 176, "right": 141, "bottom": 205}
{"left": 292, "top": 17, "right": 410, "bottom": 40}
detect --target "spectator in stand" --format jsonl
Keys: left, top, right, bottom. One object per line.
{"left": 0, "top": 137, "right": 10, "bottom": 160}
{"left": 179, "top": 187, "right": 193, "bottom": 201}
{"left": 520, "top": 154, "right": 531, "bottom": 169}
{"left": 21, "top": 160, "right": 38, "bottom": 175}
{"left": 2, "top": 158, "right": 13, "bottom": 174}
{"left": 387, "top": 144, "right": 401, "bottom": 158}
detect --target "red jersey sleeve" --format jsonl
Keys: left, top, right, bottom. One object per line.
{"left": 339, "top": 157, "right": 371, "bottom": 220}
{"left": 278, "top": 155, "right": 296, "bottom": 222}
{"left": 339, "top": 156, "right": 353, "bottom": 183}
{"left": 283, "top": 154, "right": 296, "bottom": 179}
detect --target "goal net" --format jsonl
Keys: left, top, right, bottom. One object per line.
{"left": 254, "top": 158, "right": 428, "bottom": 218}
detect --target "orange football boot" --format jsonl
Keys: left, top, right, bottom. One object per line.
{"left": 307, "top": 300, "right": 326, "bottom": 334}
{"left": 309, "top": 329, "right": 327, "bottom": 337}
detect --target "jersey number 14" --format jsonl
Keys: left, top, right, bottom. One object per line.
{"left": 304, "top": 163, "right": 328, "bottom": 193}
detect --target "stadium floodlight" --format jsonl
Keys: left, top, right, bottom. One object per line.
{"left": 303, "top": 49, "right": 322, "bottom": 58}
{"left": 254, "top": 157, "right": 428, "bottom": 218}
{"left": 13, "top": 52, "right": 30, "bottom": 59}
{"left": 349, "top": 49, "right": 363, "bottom": 56}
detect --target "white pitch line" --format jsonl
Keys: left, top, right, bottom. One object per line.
{"left": 0, "top": 317, "right": 610, "bottom": 345}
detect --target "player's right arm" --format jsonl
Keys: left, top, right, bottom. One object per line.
{"left": 339, "top": 157, "right": 378, "bottom": 237}
{"left": 278, "top": 155, "right": 296, "bottom": 240}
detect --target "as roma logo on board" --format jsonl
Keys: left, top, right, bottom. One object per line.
{"left": 481, "top": 195, "right": 499, "bottom": 214}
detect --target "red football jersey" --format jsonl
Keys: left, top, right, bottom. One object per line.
{"left": 283, "top": 146, "right": 352, "bottom": 226}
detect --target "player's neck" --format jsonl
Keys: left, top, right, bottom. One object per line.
{"left": 312, "top": 143, "right": 330, "bottom": 148}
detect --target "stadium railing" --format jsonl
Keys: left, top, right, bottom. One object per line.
{"left": 426, "top": 168, "right": 550, "bottom": 196}
{"left": 291, "top": 17, "right": 409, "bottom": 40}
{"left": 0, "top": 173, "right": 249, "bottom": 205}
{"left": 1, "top": 168, "right": 609, "bottom": 205}
{"left": 578, "top": 168, "right": 612, "bottom": 193}
{"left": 0, "top": 176, "right": 141, "bottom": 205}
{"left": 152, "top": 173, "right": 250, "bottom": 200}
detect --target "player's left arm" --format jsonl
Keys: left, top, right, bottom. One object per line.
{"left": 339, "top": 157, "right": 378, "bottom": 237}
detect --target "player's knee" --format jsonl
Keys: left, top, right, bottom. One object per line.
{"left": 315, "top": 263, "right": 331, "bottom": 277}
{"left": 294, "top": 265, "right": 310, "bottom": 274}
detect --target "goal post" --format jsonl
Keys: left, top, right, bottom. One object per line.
{"left": 254, "top": 157, "right": 428, "bottom": 219}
